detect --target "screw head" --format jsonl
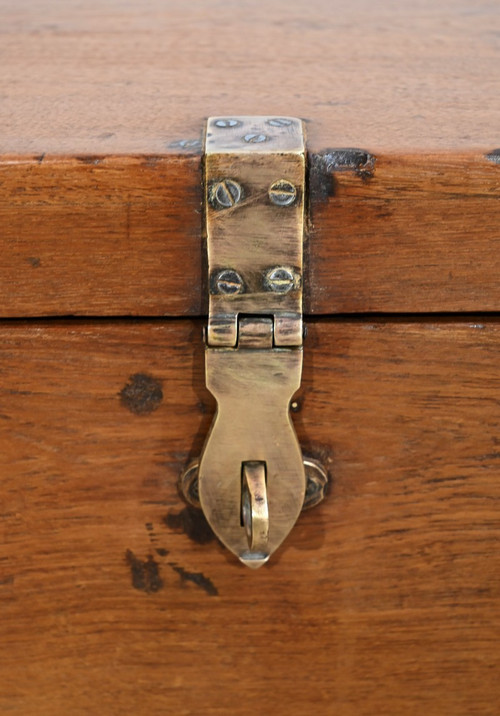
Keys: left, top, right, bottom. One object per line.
{"left": 264, "top": 267, "right": 297, "bottom": 294}
{"left": 211, "top": 179, "right": 242, "bottom": 209}
{"left": 214, "top": 269, "right": 244, "bottom": 295}
{"left": 214, "top": 118, "right": 242, "bottom": 128}
{"left": 267, "top": 118, "right": 293, "bottom": 127}
{"left": 243, "top": 133, "right": 268, "bottom": 144}
{"left": 268, "top": 179, "right": 297, "bottom": 207}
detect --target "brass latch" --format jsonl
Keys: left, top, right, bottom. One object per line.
{"left": 181, "top": 117, "right": 327, "bottom": 568}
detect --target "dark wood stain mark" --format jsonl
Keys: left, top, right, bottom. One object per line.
{"left": 120, "top": 373, "right": 163, "bottom": 415}
{"left": 168, "top": 563, "right": 218, "bottom": 596}
{"left": 197, "top": 399, "right": 210, "bottom": 415}
{"left": 145, "top": 521, "right": 160, "bottom": 544}
{"left": 0, "top": 575, "right": 14, "bottom": 586}
{"left": 143, "top": 524, "right": 169, "bottom": 557}
{"left": 309, "top": 148, "right": 376, "bottom": 201}
{"left": 125, "top": 550, "right": 163, "bottom": 593}
{"left": 485, "top": 149, "right": 500, "bottom": 164}
{"left": 27, "top": 257, "right": 41, "bottom": 268}
{"left": 163, "top": 506, "right": 214, "bottom": 545}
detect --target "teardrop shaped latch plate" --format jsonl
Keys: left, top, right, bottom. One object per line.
{"left": 182, "top": 116, "right": 327, "bottom": 568}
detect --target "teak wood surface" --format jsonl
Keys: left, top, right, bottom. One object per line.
{"left": 1, "top": 152, "right": 500, "bottom": 316}
{"left": 1, "top": 1, "right": 500, "bottom": 714}
{"left": 1, "top": 0, "right": 500, "bottom": 316}
{"left": 0, "top": 319, "right": 499, "bottom": 715}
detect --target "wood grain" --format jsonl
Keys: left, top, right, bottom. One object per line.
{"left": 0, "top": 318, "right": 498, "bottom": 715}
{"left": 1, "top": 151, "right": 499, "bottom": 316}
{"left": 1, "top": 0, "right": 499, "bottom": 154}
{"left": 309, "top": 152, "right": 500, "bottom": 313}
{"left": 1, "top": 1, "right": 499, "bottom": 316}
{"left": 0, "top": 155, "right": 204, "bottom": 317}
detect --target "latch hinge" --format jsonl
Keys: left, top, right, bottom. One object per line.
{"left": 180, "top": 116, "right": 327, "bottom": 568}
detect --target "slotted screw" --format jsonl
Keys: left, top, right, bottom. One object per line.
{"left": 268, "top": 179, "right": 297, "bottom": 207}
{"left": 211, "top": 179, "right": 242, "bottom": 209}
{"left": 267, "top": 118, "right": 293, "bottom": 127}
{"left": 243, "top": 133, "right": 268, "bottom": 144}
{"left": 214, "top": 119, "right": 242, "bottom": 128}
{"left": 264, "top": 267, "right": 297, "bottom": 294}
{"left": 214, "top": 269, "right": 244, "bottom": 295}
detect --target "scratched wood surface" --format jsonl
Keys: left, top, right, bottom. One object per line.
{"left": 1, "top": 152, "right": 500, "bottom": 316}
{"left": 0, "top": 319, "right": 498, "bottom": 716}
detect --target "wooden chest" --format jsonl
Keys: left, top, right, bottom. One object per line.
{"left": 1, "top": 1, "right": 499, "bottom": 714}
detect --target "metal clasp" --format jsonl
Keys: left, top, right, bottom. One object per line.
{"left": 181, "top": 116, "right": 326, "bottom": 568}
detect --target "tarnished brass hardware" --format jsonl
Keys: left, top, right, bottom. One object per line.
{"left": 212, "top": 268, "right": 244, "bottom": 296}
{"left": 268, "top": 179, "right": 297, "bottom": 207}
{"left": 264, "top": 266, "right": 300, "bottom": 294}
{"left": 209, "top": 178, "right": 243, "bottom": 209}
{"left": 301, "top": 457, "right": 329, "bottom": 510}
{"left": 180, "top": 456, "right": 328, "bottom": 513}
{"left": 205, "top": 115, "right": 304, "bottom": 350}
{"left": 214, "top": 118, "right": 243, "bottom": 129}
{"left": 241, "top": 461, "right": 269, "bottom": 554}
{"left": 237, "top": 316, "right": 273, "bottom": 349}
{"left": 200, "top": 341, "right": 303, "bottom": 568}
{"left": 196, "top": 116, "right": 313, "bottom": 568}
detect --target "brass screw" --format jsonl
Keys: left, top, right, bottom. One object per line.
{"left": 211, "top": 179, "right": 242, "bottom": 209}
{"left": 264, "top": 267, "right": 297, "bottom": 294}
{"left": 243, "top": 133, "right": 268, "bottom": 144}
{"left": 267, "top": 118, "right": 293, "bottom": 127}
{"left": 214, "top": 118, "right": 242, "bottom": 128}
{"left": 268, "top": 179, "right": 297, "bottom": 207}
{"left": 214, "top": 269, "right": 244, "bottom": 295}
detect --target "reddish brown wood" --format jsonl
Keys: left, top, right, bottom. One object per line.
{"left": 0, "top": 155, "right": 203, "bottom": 316}
{"left": 0, "top": 319, "right": 498, "bottom": 715}
{"left": 1, "top": 152, "right": 500, "bottom": 316}
{"left": 309, "top": 152, "right": 500, "bottom": 313}
{"left": 1, "top": 3, "right": 499, "bottom": 713}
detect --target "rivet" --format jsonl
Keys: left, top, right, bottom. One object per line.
{"left": 268, "top": 179, "right": 297, "bottom": 207}
{"left": 211, "top": 179, "right": 242, "bottom": 209}
{"left": 267, "top": 118, "right": 293, "bottom": 127}
{"left": 214, "top": 269, "right": 244, "bottom": 295}
{"left": 264, "top": 267, "right": 297, "bottom": 294}
{"left": 243, "top": 133, "right": 268, "bottom": 144}
{"left": 214, "top": 119, "right": 242, "bottom": 128}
